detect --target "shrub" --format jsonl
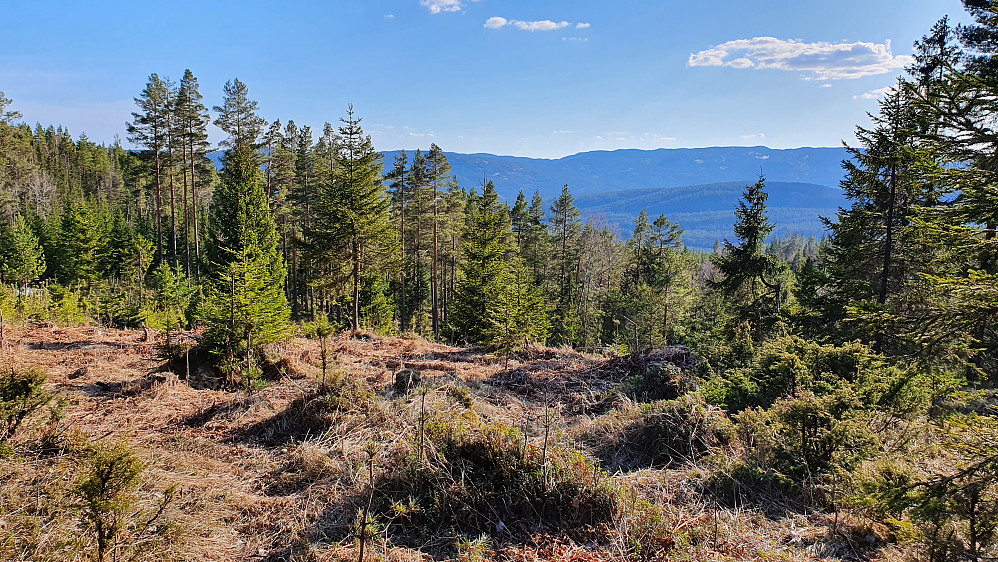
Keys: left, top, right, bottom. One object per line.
{"left": 705, "top": 387, "right": 879, "bottom": 510}
{"left": 703, "top": 335, "right": 916, "bottom": 414}
{"left": 0, "top": 366, "right": 54, "bottom": 444}
{"left": 379, "top": 415, "right": 617, "bottom": 546}
{"left": 592, "top": 392, "right": 728, "bottom": 470}
{"left": 73, "top": 441, "right": 154, "bottom": 562}
{"left": 850, "top": 416, "right": 998, "bottom": 562}
{"left": 48, "top": 283, "right": 87, "bottom": 325}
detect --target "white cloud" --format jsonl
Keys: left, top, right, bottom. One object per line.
{"left": 484, "top": 17, "right": 571, "bottom": 31}
{"left": 576, "top": 22, "right": 591, "bottom": 29}
{"left": 552, "top": 130, "right": 575, "bottom": 134}
{"left": 484, "top": 16, "right": 507, "bottom": 29}
{"left": 384, "top": 13, "right": 395, "bottom": 18}
{"left": 563, "top": 37, "right": 589, "bottom": 42}
{"left": 820, "top": 83, "right": 832, "bottom": 88}
{"left": 741, "top": 133, "right": 766, "bottom": 140}
{"left": 853, "top": 85, "right": 895, "bottom": 99}
{"left": 512, "top": 19, "right": 570, "bottom": 31}
{"left": 421, "top": 0, "right": 479, "bottom": 14}
{"left": 688, "top": 37, "right": 914, "bottom": 80}
{"left": 728, "top": 57, "right": 754, "bottom": 69}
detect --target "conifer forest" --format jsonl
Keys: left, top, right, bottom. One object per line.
{"left": 2, "top": 3, "right": 998, "bottom": 562}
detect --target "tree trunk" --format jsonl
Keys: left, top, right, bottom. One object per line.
{"left": 169, "top": 161, "right": 178, "bottom": 271}
{"left": 431, "top": 182, "right": 439, "bottom": 340}
{"left": 189, "top": 134, "right": 201, "bottom": 280}
{"left": 352, "top": 237, "right": 361, "bottom": 332}
{"left": 400, "top": 176, "right": 407, "bottom": 332}
{"left": 879, "top": 164, "right": 897, "bottom": 305}
{"left": 154, "top": 144, "right": 163, "bottom": 265}
{"left": 182, "top": 141, "right": 191, "bottom": 278}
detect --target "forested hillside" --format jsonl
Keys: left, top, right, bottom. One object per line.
{"left": 381, "top": 148, "right": 848, "bottom": 247}
{"left": 384, "top": 146, "right": 849, "bottom": 199}
{"left": 2, "top": 2, "right": 998, "bottom": 561}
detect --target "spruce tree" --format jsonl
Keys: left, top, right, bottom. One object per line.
{"left": 712, "top": 176, "right": 789, "bottom": 329}
{"left": 523, "top": 190, "right": 549, "bottom": 280}
{"left": 823, "top": 83, "right": 936, "bottom": 347}
{"left": 510, "top": 190, "right": 529, "bottom": 252}
{"left": 201, "top": 81, "right": 288, "bottom": 380}
{"left": 427, "top": 143, "right": 450, "bottom": 340}
{"left": 0, "top": 215, "right": 46, "bottom": 288}
{"left": 386, "top": 150, "right": 410, "bottom": 330}
{"left": 306, "top": 106, "right": 395, "bottom": 332}
{"left": 200, "top": 144, "right": 289, "bottom": 383}
{"left": 490, "top": 256, "right": 551, "bottom": 358}
{"left": 439, "top": 180, "right": 467, "bottom": 327}
{"left": 449, "top": 181, "right": 511, "bottom": 344}
{"left": 548, "top": 185, "right": 581, "bottom": 344}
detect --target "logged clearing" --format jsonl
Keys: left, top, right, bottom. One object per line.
{"left": 0, "top": 325, "right": 898, "bottom": 561}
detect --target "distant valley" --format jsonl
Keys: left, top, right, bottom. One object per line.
{"left": 385, "top": 146, "right": 849, "bottom": 249}
{"left": 216, "top": 146, "right": 852, "bottom": 250}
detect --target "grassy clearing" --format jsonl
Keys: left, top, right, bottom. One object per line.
{"left": 0, "top": 324, "right": 926, "bottom": 561}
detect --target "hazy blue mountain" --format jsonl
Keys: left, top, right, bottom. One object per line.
{"left": 573, "top": 181, "right": 842, "bottom": 249}
{"left": 381, "top": 146, "right": 848, "bottom": 200}
{"left": 213, "top": 146, "right": 850, "bottom": 249}
{"left": 383, "top": 146, "right": 848, "bottom": 249}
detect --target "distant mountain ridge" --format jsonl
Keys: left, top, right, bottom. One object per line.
{"left": 212, "top": 145, "right": 851, "bottom": 249}
{"left": 384, "top": 146, "right": 850, "bottom": 249}
{"left": 387, "top": 146, "right": 849, "bottom": 200}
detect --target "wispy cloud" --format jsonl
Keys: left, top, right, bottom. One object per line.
{"left": 688, "top": 37, "right": 913, "bottom": 80}
{"left": 485, "top": 17, "right": 572, "bottom": 31}
{"left": 576, "top": 22, "right": 591, "bottom": 29}
{"left": 741, "top": 133, "right": 766, "bottom": 140}
{"left": 421, "top": 0, "right": 478, "bottom": 14}
{"left": 853, "top": 85, "right": 895, "bottom": 100}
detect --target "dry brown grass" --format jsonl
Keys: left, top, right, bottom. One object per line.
{"left": 0, "top": 325, "right": 911, "bottom": 561}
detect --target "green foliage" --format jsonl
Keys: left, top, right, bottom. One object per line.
{"left": 710, "top": 389, "right": 878, "bottom": 507}
{"left": 702, "top": 334, "right": 917, "bottom": 414}
{"left": 360, "top": 274, "right": 395, "bottom": 336}
{"left": 73, "top": 441, "right": 168, "bottom": 562}
{"left": 0, "top": 366, "right": 54, "bottom": 443}
{"left": 382, "top": 414, "right": 617, "bottom": 542}
{"left": 851, "top": 415, "right": 998, "bottom": 561}
{"left": 48, "top": 283, "right": 87, "bottom": 325}
{"left": 306, "top": 106, "right": 396, "bottom": 332}
{"left": 212, "top": 78, "right": 265, "bottom": 150}
{"left": 143, "top": 263, "right": 192, "bottom": 329}
{"left": 200, "top": 252, "right": 290, "bottom": 387}
{"left": 0, "top": 215, "right": 46, "bottom": 286}
{"left": 448, "top": 182, "right": 513, "bottom": 345}
{"left": 712, "top": 177, "right": 792, "bottom": 331}
{"left": 488, "top": 257, "right": 551, "bottom": 355}
{"left": 200, "top": 141, "right": 290, "bottom": 385}
{"left": 303, "top": 311, "right": 336, "bottom": 382}
{"left": 548, "top": 185, "right": 582, "bottom": 345}
{"left": 594, "top": 392, "right": 728, "bottom": 470}
{"left": 455, "top": 535, "right": 492, "bottom": 562}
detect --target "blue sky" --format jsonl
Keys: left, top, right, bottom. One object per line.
{"left": 0, "top": 0, "right": 970, "bottom": 158}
